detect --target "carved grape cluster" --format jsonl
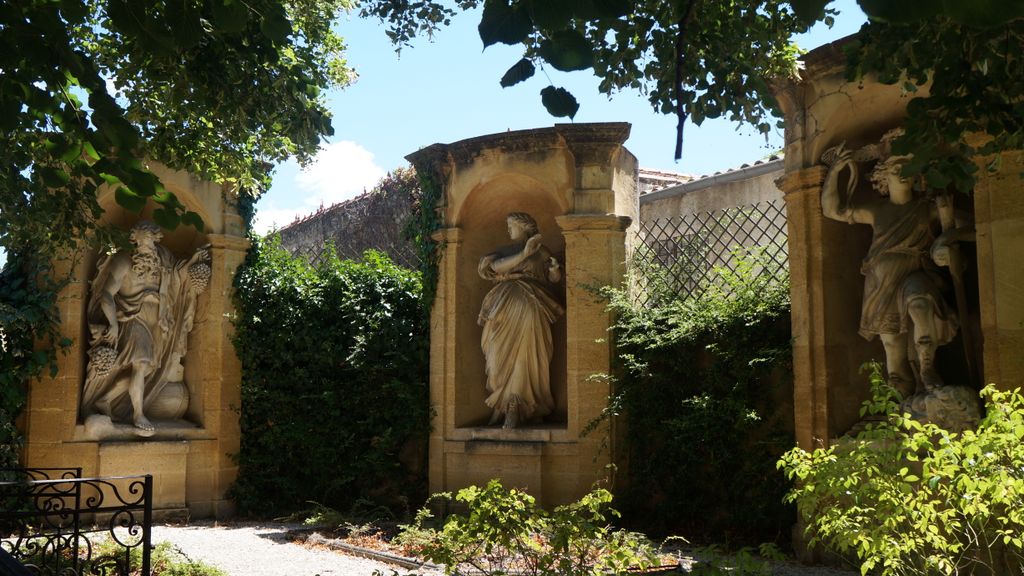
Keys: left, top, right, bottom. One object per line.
{"left": 90, "top": 345, "right": 117, "bottom": 375}
{"left": 189, "top": 262, "right": 211, "bottom": 293}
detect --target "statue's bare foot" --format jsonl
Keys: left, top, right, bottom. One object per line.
{"left": 502, "top": 404, "right": 519, "bottom": 430}
{"left": 133, "top": 415, "right": 156, "bottom": 437}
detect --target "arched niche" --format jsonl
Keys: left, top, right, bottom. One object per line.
{"left": 453, "top": 172, "right": 569, "bottom": 428}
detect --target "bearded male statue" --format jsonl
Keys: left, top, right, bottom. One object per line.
{"left": 82, "top": 220, "right": 210, "bottom": 436}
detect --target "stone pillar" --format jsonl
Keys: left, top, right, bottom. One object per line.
{"left": 556, "top": 214, "right": 631, "bottom": 490}
{"left": 780, "top": 164, "right": 879, "bottom": 449}
{"left": 973, "top": 150, "right": 1024, "bottom": 390}
{"left": 778, "top": 167, "right": 830, "bottom": 450}
{"left": 427, "top": 226, "right": 462, "bottom": 499}
{"left": 188, "top": 232, "right": 249, "bottom": 517}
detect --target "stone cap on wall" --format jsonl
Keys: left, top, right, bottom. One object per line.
{"left": 405, "top": 122, "right": 632, "bottom": 172}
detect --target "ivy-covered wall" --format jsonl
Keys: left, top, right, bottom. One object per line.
{"left": 230, "top": 237, "right": 430, "bottom": 517}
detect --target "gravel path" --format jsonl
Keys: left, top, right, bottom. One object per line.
{"left": 151, "top": 521, "right": 438, "bottom": 576}
{"left": 151, "top": 521, "right": 856, "bottom": 576}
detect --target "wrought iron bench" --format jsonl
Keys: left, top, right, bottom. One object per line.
{"left": 0, "top": 467, "right": 152, "bottom": 576}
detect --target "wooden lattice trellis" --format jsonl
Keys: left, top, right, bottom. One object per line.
{"left": 633, "top": 200, "right": 789, "bottom": 306}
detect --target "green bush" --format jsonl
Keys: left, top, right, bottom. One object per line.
{"left": 395, "top": 479, "right": 658, "bottom": 576}
{"left": 230, "top": 236, "right": 430, "bottom": 517}
{"left": 779, "top": 367, "right": 1024, "bottom": 575}
{"left": 0, "top": 253, "right": 68, "bottom": 469}
{"left": 605, "top": 248, "right": 794, "bottom": 544}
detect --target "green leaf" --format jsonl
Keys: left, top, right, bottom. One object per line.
{"left": 167, "top": 0, "right": 205, "bottom": 50}
{"left": 37, "top": 167, "right": 71, "bottom": 188}
{"left": 212, "top": 0, "right": 250, "bottom": 34}
{"left": 857, "top": 0, "right": 943, "bottom": 23}
{"left": 479, "top": 0, "right": 533, "bottom": 47}
{"left": 790, "top": 0, "right": 833, "bottom": 24}
{"left": 538, "top": 29, "right": 594, "bottom": 71}
{"left": 152, "top": 207, "right": 181, "bottom": 229}
{"left": 98, "top": 172, "right": 122, "bottom": 186}
{"left": 941, "top": 0, "right": 1024, "bottom": 28}
{"left": 126, "top": 169, "right": 165, "bottom": 198}
{"left": 525, "top": 0, "right": 574, "bottom": 31}
{"left": 260, "top": 3, "right": 292, "bottom": 45}
{"left": 500, "top": 58, "right": 536, "bottom": 87}
{"left": 114, "top": 186, "right": 147, "bottom": 213}
{"left": 540, "top": 85, "right": 579, "bottom": 118}
{"left": 588, "top": 0, "right": 630, "bottom": 19}
{"left": 182, "top": 211, "right": 206, "bottom": 232}
{"left": 59, "top": 0, "right": 89, "bottom": 24}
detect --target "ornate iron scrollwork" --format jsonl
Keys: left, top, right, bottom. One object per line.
{"left": 0, "top": 468, "right": 152, "bottom": 576}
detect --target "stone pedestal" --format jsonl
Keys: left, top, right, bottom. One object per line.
{"left": 20, "top": 162, "right": 247, "bottom": 518}
{"left": 408, "top": 123, "right": 637, "bottom": 507}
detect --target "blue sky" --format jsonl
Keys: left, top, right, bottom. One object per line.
{"left": 253, "top": 1, "right": 868, "bottom": 233}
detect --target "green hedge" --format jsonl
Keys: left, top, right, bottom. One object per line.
{"left": 608, "top": 251, "right": 795, "bottom": 544}
{"left": 0, "top": 253, "right": 66, "bottom": 469}
{"left": 230, "top": 237, "right": 430, "bottom": 517}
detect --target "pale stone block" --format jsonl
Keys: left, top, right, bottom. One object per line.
{"left": 98, "top": 441, "right": 188, "bottom": 509}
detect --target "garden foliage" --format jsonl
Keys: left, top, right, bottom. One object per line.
{"left": 0, "top": 254, "right": 69, "bottom": 469}
{"left": 606, "top": 248, "right": 794, "bottom": 543}
{"left": 779, "top": 367, "right": 1024, "bottom": 576}
{"left": 396, "top": 479, "right": 658, "bottom": 576}
{"left": 230, "top": 236, "right": 430, "bottom": 517}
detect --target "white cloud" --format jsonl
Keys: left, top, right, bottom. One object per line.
{"left": 254, "top": 141, "right": 385, "bottom": 235}
{"left": 253, "top": 207, "right": 304, "bottom": 235}
{"left": 296, "top": 141, "right": 385, "bottom": 205}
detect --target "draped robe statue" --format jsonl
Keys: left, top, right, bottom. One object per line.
{"left": 477, "top": 212, "right": 564, "bottom": 429}
{"left": 82, "top": 221, "right": 210, "bottom": 436}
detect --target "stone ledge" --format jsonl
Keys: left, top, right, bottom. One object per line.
{"left": 448, "top": 426, "right": 570, "bottom": 443}
{"left": 71, "top": 418, "right": 216, "bottom": 442}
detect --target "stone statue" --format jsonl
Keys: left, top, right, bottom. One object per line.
{"left": 478, "top": 212, "right": 564, "bottom": 429}
{"left": 821, "top": 129, "right": 979, "bottom": 431}
{"left": 82, "top": 220, "right": 211, "bottom": 437}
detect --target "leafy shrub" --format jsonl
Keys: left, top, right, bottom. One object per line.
{"left": 0, "top": 253, "right": 68, "bottom": 469}
{"left": 230, "top": 237, "right": 430, "bottom": 517}
{"left": 779, "top": 366, "right": 1024, "bottom": 575}
{"left": 605, "top": 248, "right": 794, "bottom": 543}
{"left": 396, "top": 479, "right": 658, "bottom": 576}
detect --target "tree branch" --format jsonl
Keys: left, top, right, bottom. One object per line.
{"left": 674, "top": 0, "right": 700, "bottom": 161}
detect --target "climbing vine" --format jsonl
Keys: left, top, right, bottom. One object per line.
{"left": 405, "top": 163, "right": 444, "bottom": 315}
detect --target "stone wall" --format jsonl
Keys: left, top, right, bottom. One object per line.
{"left": 640, "top": 157, "right": 783, "bottom": 221}
{"left": 276, "top": 167, "right": 696, "bottom": 270}
{"left": 276, "top": 170, "right": 419, "bottom": 269}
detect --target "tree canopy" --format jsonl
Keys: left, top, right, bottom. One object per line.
{"left": 3, "top": 0, "right": 1022, "bottom": 261}
{"left": 1, "top": 0, "right": 353, "bottom": 257}
{"left": 368, "top": 0, "right": 1022, "bottom": 189}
